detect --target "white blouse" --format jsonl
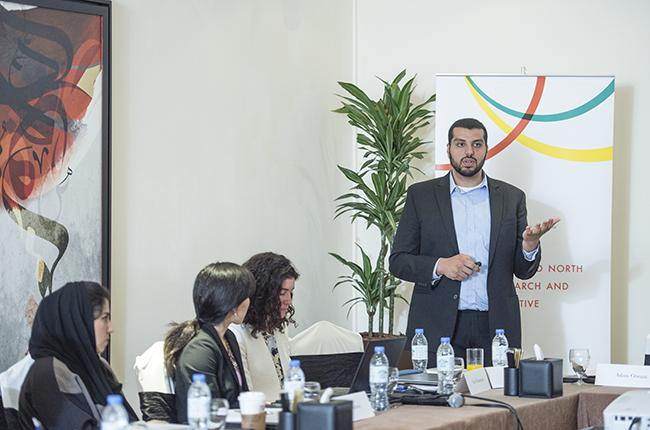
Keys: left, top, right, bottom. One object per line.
{"left": 230, "top": 324, "right": 291, "bottom": 401}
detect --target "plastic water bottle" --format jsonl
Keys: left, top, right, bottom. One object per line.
{"left": 436, "top": 337, "right": 455, "bottom": 395}
{"left": 101, "top": 394, "right": 129, "bottom": 430}
{"left": 369, "top": 346, "right": 389, "bottom": 411}
{"left": 492, "top": 329, "right": 509, "bottom": 367}
{"left": 411, "top": 328, "right": 428, "bottom": 371}
{"left": 187, "top": 373, "right": 211, "bottom": 429}
{"left": 284, "top": 359, "right": 305, "bottom": 404}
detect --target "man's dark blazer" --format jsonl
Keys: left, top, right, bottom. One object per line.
{"left": 389, "top": 173, "right": 541, "bottom": 355}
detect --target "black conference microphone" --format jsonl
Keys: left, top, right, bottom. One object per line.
{"left": 399, "top": 392, "right": 464, "bottom": 408}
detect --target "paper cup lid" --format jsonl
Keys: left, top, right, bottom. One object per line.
{"left": 238, "top": 391, "right": 265, "bottom": 414}
{"left": 239, "top": 391, "right": 265, "bottom": 401}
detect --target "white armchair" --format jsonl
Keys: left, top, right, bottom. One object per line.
{"left": 289, "top": 320, "right": 363, "bottom": 355}
{"left": 133, "top": 341, "right": 176, "bottom": 422}
{"left": 0, "top": 355, "right": 35, "bottom": 427}
{"left": 133, "top": 341, "right": 174, "bottom": 395}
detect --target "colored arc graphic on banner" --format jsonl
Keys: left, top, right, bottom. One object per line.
{"left": 466, "top": 76, "right": 615, "bottom": 122}
{"left": 436, "top": 76, "right": 613, "bottom": 170}
{"left": 436, "top": 76, "right": 545, "bottom": 170}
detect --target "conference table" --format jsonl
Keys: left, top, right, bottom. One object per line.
{"left": 141, "top": 384, "right": 628, "bottom": 429}
{"left": 355, "top": 384, "right": 629, "bottom": 430}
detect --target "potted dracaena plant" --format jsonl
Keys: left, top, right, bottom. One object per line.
{"left": 329, "top": 70, "right": 435, "bottom": 338}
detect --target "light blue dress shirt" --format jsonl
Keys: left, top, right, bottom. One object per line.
{"left": 432, "top": 174, "right": 538, "bottom": 311}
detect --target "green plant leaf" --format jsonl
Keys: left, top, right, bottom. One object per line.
{"left": 332, "top": 69, "right": 435, "bottom": 335}
{"left": 338, "top": 82, "right": 375, "bottom": 110}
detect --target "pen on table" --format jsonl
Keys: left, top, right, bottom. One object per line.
{"left": 514, "top": 348, "right": 522, "bottom": 368}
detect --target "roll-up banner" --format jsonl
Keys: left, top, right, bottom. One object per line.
{"left": 435, "top": 75, "right": 614, "bottom": 370}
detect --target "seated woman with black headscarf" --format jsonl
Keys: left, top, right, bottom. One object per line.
{"left": 18, "top": 281, "right": 138, "bottom": 429}
{"left": 163, "top": 262, "right": 256, "bottom": 424}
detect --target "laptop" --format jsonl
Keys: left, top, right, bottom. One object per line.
{"left": 397, "top": 371, "right": 438, "bottom": 386}
{"left": 333, "top": 337, "right": 407, "bottom": 395}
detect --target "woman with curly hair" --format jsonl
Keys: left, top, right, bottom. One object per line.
{"left": 231, "top": 252, "right": 299, "bottom": 401}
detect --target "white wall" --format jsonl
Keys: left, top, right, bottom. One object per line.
{"left": 354, "top": 0, "right": 650, "bottom": 365}
{"left": 110, "top": 0, "right": 354, "bottom": 406}
{"left": 110, "top": 0, "right": 650, "bottom": 409}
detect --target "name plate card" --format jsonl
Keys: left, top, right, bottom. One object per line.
{"left": 595, "top": 364, "right": 650, "bottom": 388}
{"left": 464, "top": 368, "right": 492, "bottom": 394}
{"left": 332, "top": 391, "right": 375, "bottom": 421}
{"left": 484, "top": 366, "right": 505, "bottom": 389}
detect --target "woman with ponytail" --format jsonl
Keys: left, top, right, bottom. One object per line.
{"left": 163, "top": 262, "right": 255, "bottom": 424}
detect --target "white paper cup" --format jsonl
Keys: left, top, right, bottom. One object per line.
{"left": 238, "top": 391, "right": 266, "bottom": 415}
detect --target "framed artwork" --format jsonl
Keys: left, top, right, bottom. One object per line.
{"left": 0, "top": 0, "right": 110, "bottom": 371}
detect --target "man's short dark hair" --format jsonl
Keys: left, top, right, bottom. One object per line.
{"left": 447, "top": 118, "right": 488, "bottom": 146}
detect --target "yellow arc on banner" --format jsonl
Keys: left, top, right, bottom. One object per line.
{"left": 466, "top": 80, "right": 613, "bottom": 162}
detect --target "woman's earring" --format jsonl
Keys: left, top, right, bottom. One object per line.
{"left": 233, "top": 310, "right": 238, "bottom": 320}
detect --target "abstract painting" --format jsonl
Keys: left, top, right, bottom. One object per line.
{"left": 0, "top": 0, "right": 110, "bottom": 371}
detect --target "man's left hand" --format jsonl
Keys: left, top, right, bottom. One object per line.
{"left": 523, "top": 217, "right": 561, "bottom": 251}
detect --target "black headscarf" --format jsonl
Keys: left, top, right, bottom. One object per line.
{"left": 28, "top": 282, "right": 138, "bottom": 421}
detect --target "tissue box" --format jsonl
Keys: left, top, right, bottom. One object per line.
{"left": 297, "top": 400, "right": 353, "bottom": 430}
{"left": 518, "top": 358, "right": 563, "bottom": 398}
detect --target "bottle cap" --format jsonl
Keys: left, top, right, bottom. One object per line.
{"left": 106, "top": 394, "right": 123, "bottom": 405}
{"left": 415, "top": 328, "right": 424, "bottom": 335}
{"left": 496, "top": 329, "right": 505, "bottom": 335}
{"left": 192, "top": 373, "right": 206, "bottom": 382}
{"left": 374, "top": 346, "right": 385, "bottom": 353}
{"left": 440, "top": 337, "right": 450, "bottom": 343}
{"left": 290, "top": 359, "right": 301, "bottom": 367}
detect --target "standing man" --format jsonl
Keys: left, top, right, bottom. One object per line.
{"left": 389, "top": 118, "right": 559, "bottom": 365}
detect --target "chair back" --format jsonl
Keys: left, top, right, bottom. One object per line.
{"left": 289, "top": 321, "right": 365, "bottom": 388}
{"left": 0, "top": 355, "right": 34, "bottom": 429}
{"left": 133, "top": 341, "right": 176, "bottom": 422}
{"left": 290, "top": 321, "right": 363, "bottom": 355}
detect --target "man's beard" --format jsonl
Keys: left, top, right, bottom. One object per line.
{"left": 450, "top": 155, "right": 486, "bottom": 177}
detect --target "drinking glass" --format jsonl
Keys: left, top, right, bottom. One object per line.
{"left": 304, "top": 381, "right": 321, "bottom": 402}
{"left": 466, "top": 348, "right": 484, "bottom": 371}
{"left": 209, "top": 398, "right": 229, "bottom": 429}
{"left": 452, "top": 357, "right": 465, "bottom": 388}
{"left": 387, "top": 367, "right": 400, "bottom": 393}
{"left": 569, "top": 348, "right": 590, "bottom": 385}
